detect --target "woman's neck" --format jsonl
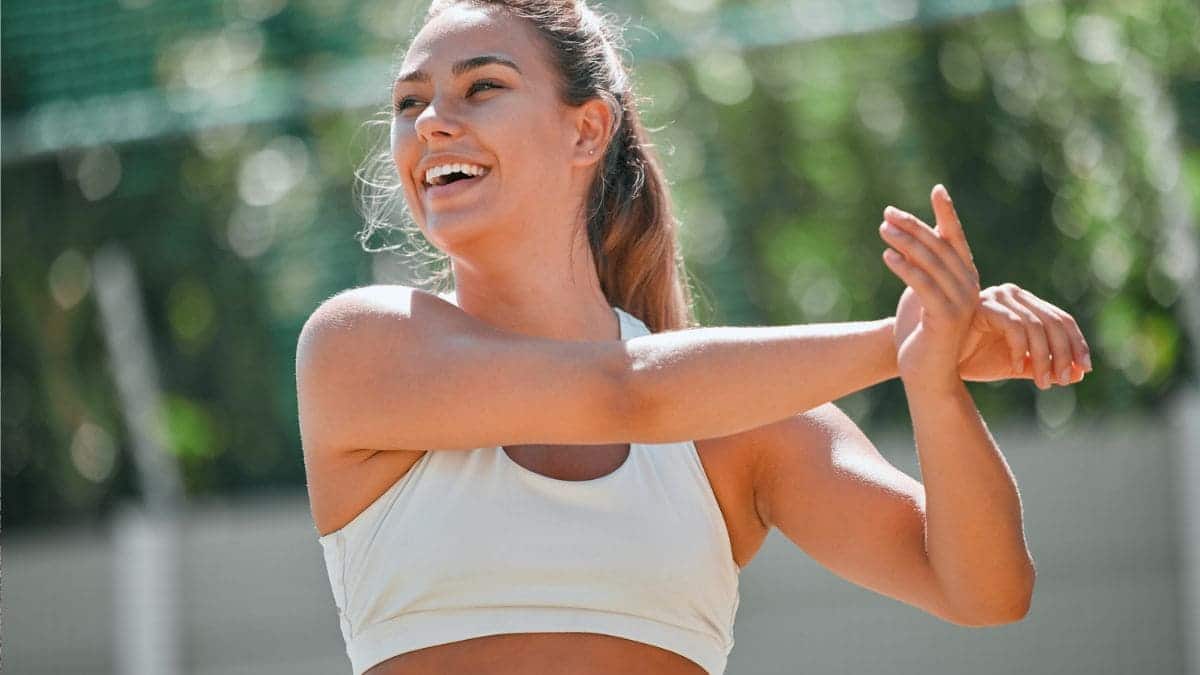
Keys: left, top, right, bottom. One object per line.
{"left": 444, "top": 250, "right": 619, "bottom": 343}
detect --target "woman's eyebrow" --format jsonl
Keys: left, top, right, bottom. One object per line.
{"left": 394, "top": 55, "right": 522, "bottom": 86}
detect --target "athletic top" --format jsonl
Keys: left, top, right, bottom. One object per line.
{"left": 317, "top": 305, "right": 741, "bottom": 675}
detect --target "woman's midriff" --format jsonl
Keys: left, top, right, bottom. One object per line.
{"left": 364, "top": 632, "right": 709, "bottom": 674}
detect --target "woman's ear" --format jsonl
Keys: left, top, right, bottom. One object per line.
{"left": 569, "top": 97, "right": 615, "bottom": 167}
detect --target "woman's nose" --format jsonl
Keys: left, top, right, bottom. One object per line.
{"left": 414, "top": 101, "right": 464, "bottom": 143}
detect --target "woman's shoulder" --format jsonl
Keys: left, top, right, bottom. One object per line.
{"left": 298, "top": 284, "right": 460, "bottom": 357}
{"left": 306, "top": 284, "right": 456, "bottom": 323}
{"left": 319, "top": 282, "right": 450, "bottom": 306}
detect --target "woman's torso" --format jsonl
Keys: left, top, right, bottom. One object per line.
{"left": 305, "top": 299, "right": 769, "bottom": 674}
{"left": 309, "top": 435, "right": 767, "bottom": 675}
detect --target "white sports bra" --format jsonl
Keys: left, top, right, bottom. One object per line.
{"left": 317, "top": 305, "right": 740, "bottom": 674}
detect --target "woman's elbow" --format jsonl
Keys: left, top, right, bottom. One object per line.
{"left": 948, "top": 571, "right": 1036, "bottom": 627}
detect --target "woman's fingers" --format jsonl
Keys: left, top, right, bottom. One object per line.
{"left": 879, "top": 220, "right": 966, "bottom": 304}
{"left": 881, "top": 206, "right": 978, "bottom": 299}
{"left": 978, "top": 298, "right": 1030, "bottom": 377}
{"left": 996, "top": 292, "right": 1055, "bottom": 388}
{"left": 882, "top": 248, "right": 953, "bottom": 314}
{"left": 930, "top": 184, "right": 980, "bottom": 285}
{"left": 1005, "top": 285, "right": 1091, "bottom": 382}
{"left": 974, "top": 283, "right": 1092, "bottom": 388}
{"left": 1032, "top": 292, "right": 1092, "bottom": 373}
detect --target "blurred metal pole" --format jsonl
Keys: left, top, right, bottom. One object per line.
{"left": 93, "top": 243, "right": 184, "bottom": 675}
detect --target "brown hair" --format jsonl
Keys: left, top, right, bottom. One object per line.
{"left": 355, "top": 0, "right": 697, "bottom": 332}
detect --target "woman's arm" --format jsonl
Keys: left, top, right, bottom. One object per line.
{"left": 297, "top": 200, "right": 1083, "bottom": 458}
{"left": 296, "top": 285, "right": 900, "bottom": 456}
{"left": 752, "top": 403, "right": 972, "bottom": 625}
{"left": 756, "top": 186, "right": 1065, "bottom": 624}
{"left": 878, "top": 185, "right": 1052, "bottom": 621}
{"left": 905, "top": 377, "right": 1034, "bottom": 623}
{"left": 624, "top": 318, "right": 898, "bottom": 442}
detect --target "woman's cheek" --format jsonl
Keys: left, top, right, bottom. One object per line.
{"left": 390, "top": 121, "right": 418, "bottom": 164}
{"left": 389, "top": 119, "right": 403, "bottom": 154}
{"left": 389, "top": 125, "right": 421, "bottom": 216}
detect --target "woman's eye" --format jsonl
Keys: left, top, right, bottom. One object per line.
{"left": 392, "top": 81, "right": 502, "bottom": 115}
{"left": 467, "top": 80, "right": 502, "bottom": 96}
{"left": 393, "top": 97, "right": 422, "bottom": 114}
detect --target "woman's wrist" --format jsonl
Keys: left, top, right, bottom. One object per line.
{"left": 901, "top": 367, "right": 968, "bottom": 400}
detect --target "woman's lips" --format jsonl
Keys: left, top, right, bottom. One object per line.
{"left": 424, "top": 172, "right": 489, "bottom": 204}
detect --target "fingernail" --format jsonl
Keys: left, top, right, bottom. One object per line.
{"left": 884, "top": 205, "right": 898, "bottom": 218}
{"left": 1059, "top": 368, "right": 1070, "bottom": 384}
{"left": 1082, "top": 353, "right": 1092, "bottom": 370}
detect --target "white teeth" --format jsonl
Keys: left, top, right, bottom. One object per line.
{"left": 424, "top": 162, "right": 488, "bottom": 186}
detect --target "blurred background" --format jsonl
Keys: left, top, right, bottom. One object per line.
{"left": 3, "top": 0, "right": 1198, "bottom": 673}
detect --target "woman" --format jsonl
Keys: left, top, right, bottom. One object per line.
{"left": 295, "top": 1, "right": 1092, "bottom": 674}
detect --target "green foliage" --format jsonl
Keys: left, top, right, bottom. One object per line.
{"left": 653, "top": 0, "right": 1200, "bottom": 424}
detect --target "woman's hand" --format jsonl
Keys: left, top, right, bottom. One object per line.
{"left": 882, "top": 185, "right": 1092, "bottom": 391}
{"left": 958, "top": 284, "right": 1091, "bottom": 386}
{"left": 895, "top": 284, "right": 1092, "bottom": 388}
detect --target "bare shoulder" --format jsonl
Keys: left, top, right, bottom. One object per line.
{"left": 297, "top": 286, "right": 429, "bottom": 534}
{"left": 299, "top": 283, "right": 456, "bottom": 339}
{"left": 299, "top": 284, "right": 407, "bottom": 361}
{"left": 295, "top": 283, "right": 460, "bottom": 450}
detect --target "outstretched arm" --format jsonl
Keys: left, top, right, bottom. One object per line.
{"left": 297, "top": 188, "right": 1086, "bottom": 458}
{"left": 297, "top": 286, "right": 902, "bottom": 455}
{"left": 624, "top": 318, "right": 900, "bottom": 442}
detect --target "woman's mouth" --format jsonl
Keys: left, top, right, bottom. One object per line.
{"left": 424, "top": 166, "right": 489, "bottom": 201}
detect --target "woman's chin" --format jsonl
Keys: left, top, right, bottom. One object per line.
{"left": 421, "top": 214, "right": 495, "bottom": 252}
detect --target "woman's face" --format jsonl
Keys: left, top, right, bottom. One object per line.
{"left": 391, "top": 4, "right": 582, "bottom": 251}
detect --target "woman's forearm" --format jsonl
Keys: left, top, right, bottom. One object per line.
{"left": 905, "top": 378, "right": 1035, "bottom": 623}
{"left": 626, "top": 318, "right": 898, "bottom": 442}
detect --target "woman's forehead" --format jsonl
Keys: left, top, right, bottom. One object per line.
{"left": 403, "top": 4, "right": 540, "bottom": 71}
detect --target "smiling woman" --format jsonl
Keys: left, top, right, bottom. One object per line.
{"left": 297, "top": 1, "right": 1091, "bottom": 674}
{"left": 388, "top": 4, "right": 673, "bottom": 311}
